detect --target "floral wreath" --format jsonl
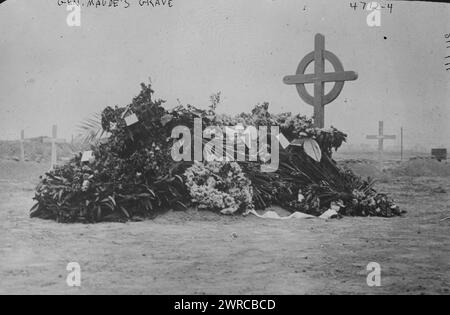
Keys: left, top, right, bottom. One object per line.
{"left": 184, "top": 161, "right": 254, "bottom": 214}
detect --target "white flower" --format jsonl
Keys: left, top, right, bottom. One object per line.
{"left": 81, "top": 180, "right": 90, "bottom": 192}
{"left": 298, "top": 193, "right": 305, "bottom": 202}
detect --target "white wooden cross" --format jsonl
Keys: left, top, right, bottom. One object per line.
{"left": 19, "top": 130, "right": 32, "bottom": 162}
{"left": 366, "top": 121, "right": 396, "bottom": 158}
{"left": 44, "top": 125, "right": 66, "bottom": 170}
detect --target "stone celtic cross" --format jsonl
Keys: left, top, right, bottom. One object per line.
{"left": 283, "top": 33, "right": 358, "bottom": 128}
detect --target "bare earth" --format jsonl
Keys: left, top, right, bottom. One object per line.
{"left": 0, "top": 160, "right": 449, "bottom": 295}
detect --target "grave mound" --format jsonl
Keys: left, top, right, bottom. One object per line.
{"left": 0, "top": 140, "right": 76, "bottom": 163}
{"left": 390, "top": 159, "right": 450, "bottom": 177}
{"left": 29, "top": 83, "right": 402, "bottom": 223}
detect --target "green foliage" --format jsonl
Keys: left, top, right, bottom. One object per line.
{"left": 31, "top": 83, "right": 189, "bottom": 223}
{"left": 30, "top": 150, "right": 187, "bottom": 223}
{"left": 30, "top": 81, "right": 401, "bottom": 222}
{"left": 214, "top": 102, "right": 347, "bottom": 157}
{"left": 243, "top": 149, "right": 402, "bottom": 217}
{"left": 78, "top": 112, "right": 104, "bottom": 145}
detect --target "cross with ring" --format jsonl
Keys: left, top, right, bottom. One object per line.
{"left": 283, "top": 34, "right": 358, "bottom": 128}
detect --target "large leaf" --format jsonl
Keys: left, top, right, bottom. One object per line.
{"left": 29, "top": 203, "right": 41, "bottom": 218}
{"left": 161, "top": 114, "right": 174, "bottom": 126}
{"left": 78, "top": 112, "right": 105, "bottom": 145}
{"left": 172, "top": 201, "right": 188, "bottom": 212}
{"left": 119, "top": 206, "right": 131, "bottom": 218}
{"left": 303, "top": 139, "right": 322, "bottom": 162}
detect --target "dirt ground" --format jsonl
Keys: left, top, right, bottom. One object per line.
{"left": 0, "top": 159, "right": 449, "bottom": 295}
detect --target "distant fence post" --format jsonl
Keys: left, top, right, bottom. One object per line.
{"left": 20, "top": 130, "right": 25, "bottom": 162}
{"left": 400, "top": 127, "right": 403, "bottom": 161}
{"left": 19, "top": 130, "right": 31, "bottom": 162}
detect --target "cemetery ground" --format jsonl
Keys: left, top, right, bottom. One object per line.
{"left": 0, "top": 156, "right": 449, "bottom": 295}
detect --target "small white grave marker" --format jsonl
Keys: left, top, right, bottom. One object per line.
{"left": 276, "top": 133, "right": 290, "bottom": 149}
{"left": 290, "top": 139, "right": 305, "bottom": 147}
{"left": 43, "top": 125, "right": 66, "bottom": 170}
{"left": 124, "top": 114, "right": 139, "bottom": 127}
{"left": 81, "top": 151, "right": 94, "bottom": 163}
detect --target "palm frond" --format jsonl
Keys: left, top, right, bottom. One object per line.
{"left": 77, "top": 113, "right": 105, "bottom": 145}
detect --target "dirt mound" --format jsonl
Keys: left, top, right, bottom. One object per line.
{"left": 338, "top": 158, "right": 450, "bottom": 178}
{"left": 0, "top": 160, "right": 49, "bottom": 185}
{"left": 338, "top": 159, "right": 385, "bottom": 179}
{"left": 390, "top": 159, "right": 450, "bottom": 177}
{"left": 0, "top": 140, "right": 78, "bottom": 163}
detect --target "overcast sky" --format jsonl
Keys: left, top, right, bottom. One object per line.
{"left": 0, "top": 0, "right": 449, "bottom": 150}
